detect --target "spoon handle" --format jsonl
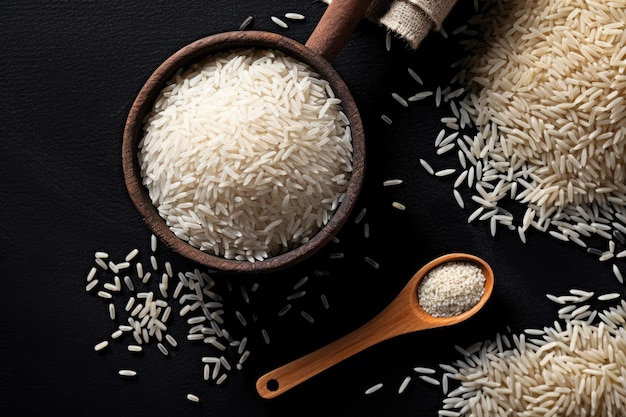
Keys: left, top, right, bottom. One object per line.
{"left": 256, "top": 296, "right": 417, "bottom": 399}
{"left": 305, "top": 0, "right": 374, "bottom": 62}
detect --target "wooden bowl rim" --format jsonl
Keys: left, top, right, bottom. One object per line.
{"left": 122, "top": 30, "right": 366, "bottom": 274}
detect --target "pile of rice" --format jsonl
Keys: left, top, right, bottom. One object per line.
{"left": 439, "top": 290, "right": 626, "bottom": 417}
{"left": 139, "top": 48, "right": 353, "bottom": 262}
{"left": 461, "top": 0, "right": 626, "bottom": 210}
{"left": 427, "top": 0, "right": 626, "bottom": 255}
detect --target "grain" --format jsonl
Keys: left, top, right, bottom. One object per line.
{"left": 407, "top": 68, "right": 423, "bottom": 85}
{"left": 440, "top": 290, "right": 626, "bottom": 417}
{"left": 398, "top": 376, "right": 412, "bottom": 394}
{"left": 300, "top": 310, "right": 315, "bottom": 323}
{"left": 419, "top": 375, "right": 440, "bottom": 386}
{"left": 118, "top": 369, "right": 137, "bottom": 377}
{"left": 419, "top": 158, "right": 434, "bottom": 175}
{"left": 612, "top": 264, "right": 624, "bottom": 284}
{"left": 87, "top": 267, "right": 97, "bottom": 281}
{"left": 434, "top": 169, "right": 456, "bottom": 177}
{"left": 354, "top": 207, "right": 367, "bottom": 223}
{"left": 139, "top": 48, "right": 353, "bottom": 261}
{"left": 383, "top": 179, "right": 403, "bottom": 187}
{"left": 97, "top": 290, "right": 112, "bottom": 299}
{"left": 94, "top": 341, "right": 109, "bottom": 352}
{"left": 392, "top": 92, "right": 408, "bottom": 107}
{"left": 284, "top": 12, "right": 305, "bottom": 20}
{"left": 408, "top": 91, "right": 433, "bottom": 101}
{"left": 365, "top": 382, "right": 383, "bottom": 395}
{"left": 597, "top": 292, "right": 620, "bottom": 301}
{"left": 238, "top": 15, "right": 254, "bottom": 31}
{"left": 186, "top": 393, "right": 200, "bottom": 403}
{"left": 392, "top": 201, "right": 406, "bottom": 210}
{"left": 431, "top": 0, "right": 626, "bottom": 256}
{"left": 85, "top": 280, "right": 99, "bottom": 292}
{"left": 417, "top": 261, "right": 486, "bottom": 318}
{"left": 270, "top": 16, "right": 288, "bottom": 28}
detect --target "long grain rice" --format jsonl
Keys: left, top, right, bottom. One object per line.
{"left": 139, "top": 48, "right": 353, "bottom": 261}
{"left": 440, "top": 291, "right": 626, "bottom": 417}
{"left": 429, "top": 0, "right": 626, "bottom": 259}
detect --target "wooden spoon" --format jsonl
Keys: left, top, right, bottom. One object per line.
{"left": 256, "top": 253, "right": 494, "bottom": 399}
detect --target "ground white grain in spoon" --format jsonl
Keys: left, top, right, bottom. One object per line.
{"left": 417, "top": 261, "right": 485, "bottom": 318}
{"left": 139, "top": 48, "right": 353, "bottom": 262}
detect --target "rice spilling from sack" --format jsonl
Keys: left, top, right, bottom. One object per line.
{"left": 460, "top": 0, "right": 626, "bottom": 209}
{"left": 428, "top": 0, "right": 626, "bottom": 248}
{"left": 138, "top": 48, "right": 353, "bottom": 262}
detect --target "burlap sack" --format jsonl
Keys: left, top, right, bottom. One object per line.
{"left": 324, "top": 0, "right": 458, "bottom": 49}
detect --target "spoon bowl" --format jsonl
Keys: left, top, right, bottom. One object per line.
{"left": 256, "top": 253, "right": 494, "bottom": 398}
{"left": 122, "top": 0, "right": 372, "bottom": 273}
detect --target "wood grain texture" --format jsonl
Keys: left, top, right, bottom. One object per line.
{"left": 256, "top": 253, "right": 494, "bottom": 398}
{"left": 306, "top": 0, "right": 375, "bottom": 62}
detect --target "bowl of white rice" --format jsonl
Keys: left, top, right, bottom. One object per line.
{"left": 122, "top": 30, "right": 365, "bottom": 273}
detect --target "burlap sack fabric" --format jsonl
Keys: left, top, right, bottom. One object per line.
{"left": 324, "top": 0, "right": 458, "bottom": 49}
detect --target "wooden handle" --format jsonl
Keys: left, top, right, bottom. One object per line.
{"left": 256, "top": 317, "right": 389, "bottom": 398}
{"left": 256, "top": 289, "right": 423, "bottom": 399}
{"left": 305, "top": 0, "right": 374, "bottom": 62}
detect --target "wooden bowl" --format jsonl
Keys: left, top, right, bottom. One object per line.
{"left": 121, "top": 29, "right": 366, "bottom": 274}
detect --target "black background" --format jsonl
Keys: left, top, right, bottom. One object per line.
{"left": 2, "top": 1, "right": 624, "bottom": 416}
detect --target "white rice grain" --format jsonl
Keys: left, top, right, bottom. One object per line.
{"left": 94, "top": 341, "right": 109, "bottom": 352}
{"left": 118, "top": 369, "right": 137, "bottom": 377}
{"left": 365, "top": 382, "right": 383, "bottom": 395}
{"left": 186, "top": 393, "right": 200, "bottom": 403}
{"left": 398, "top": 376, "right": 412, "bottom": 394}
{"left": 270, "top": 16, "right": 288, "bottom": 28}
{"left": 140, "top": 48, "right": 354, "bottom": 262}
{"left": 284, "top": 12, "right": 305, "bottom": 20}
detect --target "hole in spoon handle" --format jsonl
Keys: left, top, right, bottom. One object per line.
{"left": 256, "top": 307, "right": 405, "bottom": 399}
{"left": 305, "top": 0, "right": 374, "bottom": 62}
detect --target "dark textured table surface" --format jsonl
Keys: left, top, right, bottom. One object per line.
{"left": 2, "top": 1, "right": 623, "bottom": 416}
